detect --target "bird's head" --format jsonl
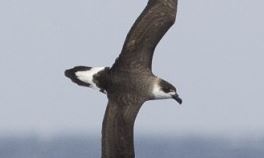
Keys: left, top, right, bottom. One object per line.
{"left": 152, "top": 79, "right": 182, "bottom": 104}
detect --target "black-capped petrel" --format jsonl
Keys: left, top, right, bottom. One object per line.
{"left": 64, "top": 0, "right": 182, "bottom": 101}
{"left": 65, "top": 0, "right": 181, "bottom": 157}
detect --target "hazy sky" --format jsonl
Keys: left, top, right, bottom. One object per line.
{"left": 0, "top": 0, "right": 263, "bottom": 137}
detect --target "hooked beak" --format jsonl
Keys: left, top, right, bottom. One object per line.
{"left": 173, "top": 94, "right": 182, "bottom": 104}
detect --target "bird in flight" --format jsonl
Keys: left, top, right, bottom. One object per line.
{"left": 64, "top": 1, "right": 182, "bottom": 105}
{"left": 65, "top": 0, "right": 181, "bottom": 157}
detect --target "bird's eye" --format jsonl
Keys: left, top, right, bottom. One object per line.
{"left": 167, "top": 88, "right": 173, "bottom": 92}
{"left": 161, "top": 87, "right": 170, "bottom": 93}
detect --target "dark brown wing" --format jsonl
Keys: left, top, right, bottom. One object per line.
{"left": 102, "top": 95, "right": 144, "bottom": 158}
{"left": 111, "top": 0, "right": 178, "bottom": 73}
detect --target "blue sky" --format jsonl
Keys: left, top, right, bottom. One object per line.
{"left": 0, "top": 0, "right": 263, "bottom": 137}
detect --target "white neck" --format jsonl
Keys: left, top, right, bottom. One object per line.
{"left": 152, "top": 82, "right": 175, "bottom": 99}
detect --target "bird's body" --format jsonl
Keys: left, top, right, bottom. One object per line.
{"left": 65, "top": 0, "right": 181, "bottom": 157}
{"left": 65, "top": 66, "right": 181, "bottom": 103}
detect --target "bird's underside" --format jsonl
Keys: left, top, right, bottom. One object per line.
{"left": 65, "top": 0, "right": 181, "bottom": 158}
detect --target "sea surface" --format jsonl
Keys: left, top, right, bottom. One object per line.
{"left": 0, "top": 135, "right": 263, "bottom": 158}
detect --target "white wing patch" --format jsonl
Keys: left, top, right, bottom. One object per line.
{"left": 75, "top": 67, "right": 105, "bottom": 90}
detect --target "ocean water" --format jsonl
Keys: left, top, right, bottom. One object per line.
{"left": 0, "top": 135, "right": 263, "bottom": 158}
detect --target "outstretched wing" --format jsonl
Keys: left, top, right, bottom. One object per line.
{"left": 111, "top": 0, "right": 178, "bottom": 73}
{"left": 102, "top": 95, "right": 144, "bottom": 157}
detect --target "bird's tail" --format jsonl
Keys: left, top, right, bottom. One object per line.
{"left": 64, "top": 66, "right": 109, "bottom": 93}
